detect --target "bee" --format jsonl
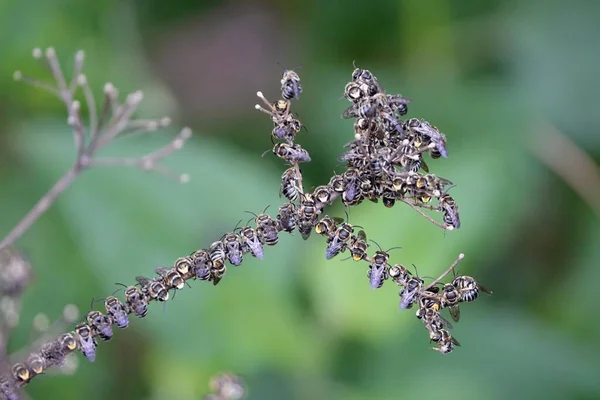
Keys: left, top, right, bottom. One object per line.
{"left": 417, "top": 307, "right": 453, "bottom": 332}
{"left": 297, "top": 194, "right": 319, "bottom": 240}
{"left": 342, "top": 99, "right": 379, "bottom": 119}
{"left": 272, "top": 117, "right": 302, "bottom": 142}
{"left": 156, "top": 266, "right": 185, "bottom": 290}
{"left": 23, "top": 353, "right": 44, "bottom": 377}
{"left": 353, "top": 117, "right": 380, "bottom": 138}
{"left": 341, "top": 169, "right": 362, "bottom": 206}
{"left": 174, "top": 256, "right": 193, "bottom": 277}
{"left": 452, "top": 275, "right": 492, "bottom": 302}
{"left": 273, "top": 143, "right": 311, "bottom": 163}
{"left": 385, "top": 93, "right": 410, "bottom": 116}
{"left": 59, "top": 332, "right": 79, "bottom": 352}
{"left": 255, "top": 91, "right": 290, "bottom": 121}
{"left": 281, "top": 69, "right": 302, "bottom": 100}
{"left": 344, "top": 82, "right": 365, "bottom": 103}
{"left": 440, "top": 194, "right": 460, "bottom": 230}
{"left": 429, "top": 329, "right": 461, "bottom": 354}
{"left": 315, "top": 215, "right": 342, "bottom": 237}
{"left": 190, "top": 250, "right": 213, "bottom": 281}
{"left": 209, "top": 240, "right": 226, "bottom": 267}
{"left": 75, "top": 323, "right": 97, "bottom": 362}
{"left": 210, "top": 262, "right": 227, "bottom": 286}
{"left": 348, "top": 230, "right": 368, "bottom": 261}
{"left": 439, "top": 283, "right": 462, "bottom": 322}
{"left": 239, "top": 226, "right": 264, "bottom": 259}
{"left": 382, "top": 190, "right": 396, "bottom": 208}
{"left": 11, "top": 363, "right": 31, "bottom": 383}
{"left": 276, "top": 203, "right": 296, "bottom": 233}
{"left": 325, "top": 222, "right": 354, "bottom": 260}
{"left": 351, "top": 66, "right": 382, "bottom": 96}
{"left": 313, "top": 185, "right": 334, "bottom": 204}
{"left": 404, "top": 118, "right": 448, "bottom": 158}
{"left": 123, "top": 285, "right": 148, "bottom": 317}
{"left": 104, "top": 296, "right": 129, "bottom": 328}
{"left": 367, "top": 249, "right": 391, "bottom": 289}
{"left": 399, "top": 276, "right": 424, "bottom": 309}
{"left": 136, "top": 275, "right": 169, "bottom": 302}
{"left": 252, "top": 210, "right": 279, "bottom": 246}
{"left": 389, "top": 263, "right": 411, "bottom": 286}
{"left": 86, "top": 310, "right": 113, "bottom": 341}
{"left": 221, "top": 232, "right": 244, "bottom": 266}
{"left": 280, "top": 167, "right": 301, "bottom": 201}
{"left": 329, "top": 174, "right": 345, "bottom": 193}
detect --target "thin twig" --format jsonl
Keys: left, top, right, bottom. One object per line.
{"left": 0, "top": 167, "right": 80, "bottom": 251}
{"left": 399, "top": 199, "right": 447, "bottom": 230}
{"left": 424, "top": 253, "right": 464, "bottom": 291}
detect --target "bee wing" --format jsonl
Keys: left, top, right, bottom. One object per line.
{"left": 332, "top": 217, "right": 345, "bottom": 225}
{"left": 135, "top": 276, "right": 150, "bottom": 286}
{"left": 357, "top": 230, "right": 367, "bottom": 241}
{"left": 155, "top": 267, "right": 169, "bottom": 276}
{"left": 325, "top": 239, "right": 343, "bottom": 260}
{"left": 440, "top": 314, "right": 454, "bottom": 330}
{"left": 420, "top": 157, "right": 430, "bottom": 173}
{"left": 342, "top": 105, "right": 359, "bottom": 119}
{"left": 451, "top": 336, "right": 461, "bottom": 347}
{"left": 479, "top": 284, "right": 493, "bottom": 295}
{"left": 369, "top": 265, "right": 385, "bottom": 290}
{"left": 248, "top": 237, "right": 264, "bottom": 260}
{"left": 449, "top": 305, "right": 461, "bottom": 323}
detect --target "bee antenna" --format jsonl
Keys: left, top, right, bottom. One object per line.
{"left": 353, "top": 224, "right": 364, "bottom": 230}
{"left": 89, "top": 298, "right": 95, "bottom": 310}
{"left": 369, "top": 239, "right": 383, "bottom": 251}
{"left": 261, "top": 148, "right": 273, "bottom": 158}
{"left": 352, "top": 60, "right": 358, "bottom": 69}
{"left": 115, "top": 282, "right": 128, "bottom": 289}
{"left": 262, "top": 205, "right": 271, "bottom": 214}
{"left": 386, "top": 246, "right": 403, "bottom": 253}
{"left": 412, "top": 264, "right": 419, "bottom": 276}
{"left": 344, "top": 207, "right": 350, "bottom": 222}
{"left": 233, "top": 219, "right": 243, "bottom": 232}
{"left": 111, "top": 288, "right": 121, "bottom": 296}
{"left": 92, "top": 297, "right": 106, "bottom": 306}
{"left": 244, "top": 210, "right": 259, "bottom": 219}
{"left": 276, "top": 61, "right": 288, "bottom": 71}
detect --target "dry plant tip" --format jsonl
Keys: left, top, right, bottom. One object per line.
{"left": 75, "top": 50, "right": 85, "bottom": 63}
{"left": 13, "top": 71, "right": 22, "bottom": 81}
{"left": 45, "top": 47, "right": 56, "bottom": 59}
{"left": 32, "top": 48, "right": 43, "bottom": 59}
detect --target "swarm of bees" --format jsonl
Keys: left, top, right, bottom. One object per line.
{"left": 3, "top": 66, "right": 485, "bottom": 398}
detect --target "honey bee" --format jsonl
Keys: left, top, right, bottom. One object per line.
{"left": 281, "top": 69, "right": 302, "bottom": 100}
{"left": 104, "top": 296, "right": 129, "bottom": 328}
{"left": 136, "top": 275, "right": 169, "bottom": 302}
{"left": 325, "top": 222, "right": 355, "bottom": 260}
{"left": 209, "top": 240, "right": 226, "bottom": 268}
{"left": 385, "top": 93, "right": 410, "bottom": 116}
{"left": 342, "top": 99, "right": 379, "bottom": 119}
{"left": 272, "top": 117, "right": 302, "bottom": 142}
{"left": 389, "top": 263, "right": 411, "bottom": 286}
{"left": 273, "top": 143, "right": 311, "bottom": 163}
{"left": 251, "top": 210, "right": 279, "bottom": 246}
{"left": 255, "top": 91, "right": 290, "bottom": 121}
{"left": 314, "top": 215, "right": 342, "bottom": 237}
{"left": 382, "top": 190, "right": 396, "bottom": 208}
{"left": 59, "top": 332, "right": 79, "bottom": 352}
{"left": 123, "top": 285, "right": 148, "bottom": 318}
{"left": 24, "top": 353, "right": 45, "bottom": 376}
{"left": 399, "top": 276, "right": 424, "bottom": 309}
{"left": 344, "top": 82, "right": 365, "bottom": 103}
{"left": 452, "top": 275, "right": 493, "bottom": 302}
{"left": 429, "top": 329, "right": 461, "bottom": 354}
{"left": 367, "top": 249, "right": 391, "bottom": 289}
{"left": 86, "top": 310, "right": 113, "bottom": 341}
{"left": 174, "top": 256, "right": 193, "bottom": 277}
{"left": 313, "top": 185, "right": 334, "bottom": 204}
{"left": 353, "top": 117, "right": 380, "bottom": 138}
{"left": 297, "top": 194, "right": 319, "bottom": 240}
{"left": 75, "top": 323, "right": 97, "bottom": 362}
{"left": 417, "top": 306, "right": 453, "bottom": 332}
{"left": 439, "top": 283, "right": 461, "bottom": 322}
{"left": 329, "top": 174, "right": 345, "bottom": 193}
{"left": 155, "top": 266, "right": 185, "bottom": 290}
{"left": 350, "top": 66, "right": 382, "bottom": 96}
{"left": 440, "top": 194, "right": 460, "bottom": 230}
{"left": 11, "top": 363, "right": 30, "bottom": 383}
{"left": 191, "top": 249, "right": 213, "bottom": 281}
{"left": 280, "top": 167, "right": 301, "bottom": 201}
{"left": 341, "top": 168, "right": 362, "bottom": 206}
{"left": 239, "top": 226, "right": 264, "bottom": 260}
{"left": 404, "top": 118, "right": 448, "bottom": 158}
{"left": 221, "top": 232, "right": 244, "bottom": 266}
{"left": 348, "top": 230, "right": 368, "bottom": 261}
{"left": 276, "top": 203, "right": 296, "bottom": 233}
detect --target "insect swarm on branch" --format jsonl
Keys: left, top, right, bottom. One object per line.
{"left": 0, "top": 55, "right": 492, "bottom": 400}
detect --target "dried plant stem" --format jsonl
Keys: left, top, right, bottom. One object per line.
{"left": 0, "top": 167, "right": 80, "bottom": 251}
{"left": 424, "top": 253, "right": 465, "bottom": 291}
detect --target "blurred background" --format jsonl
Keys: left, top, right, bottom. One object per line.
{"left": 1, "top": 0, "right": 600, "bottom": 399}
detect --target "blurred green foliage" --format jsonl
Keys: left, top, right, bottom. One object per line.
{"left": 1, "top": 0, "right": 600, "bottom": 399}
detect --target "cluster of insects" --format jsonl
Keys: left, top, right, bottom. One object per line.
{"left": 2, "top": 66, "right": 486, "bottom": 399}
